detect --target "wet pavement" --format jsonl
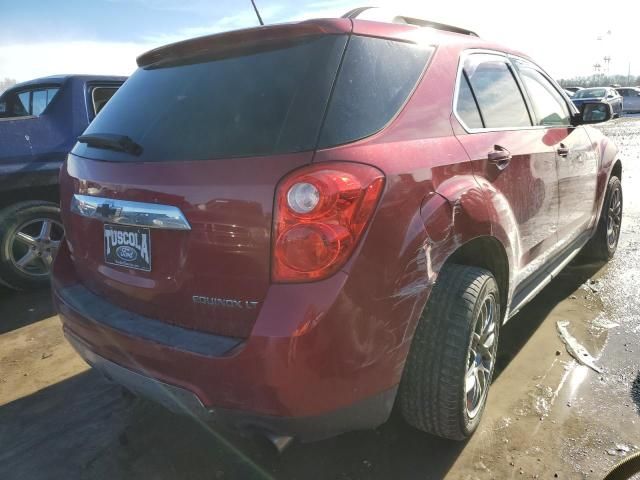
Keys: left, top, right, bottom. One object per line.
{"left": 1, "top": 118, "right": 639, "bottom": 480}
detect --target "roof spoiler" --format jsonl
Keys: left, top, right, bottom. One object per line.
{"left": 137, "top": 19, "right": 351, "bottom": 68}
{"left": 342, "top": 7, "right": 479, "bottom": 37}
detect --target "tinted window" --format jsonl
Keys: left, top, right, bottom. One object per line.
{"left": 464, "top": 55, "right": 531, "bottom": 129}
{"left": 91, "top": 87, "right": 119, "bottom": 115}
{"left": 78, "top": 36, "right": 347, "bottom": 162}
{"left": 518, "top": 67, "right": 570, "bottom": 126}
{"left": 456, "top": 73, "right": 483, "bottom": 128}
{"left": 318, "top": 36, "right": 432, "bottom": 148}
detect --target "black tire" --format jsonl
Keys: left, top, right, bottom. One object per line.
{"left": 398, "top": 264, "right": 500, "bottom": 440}
{"left": 0, "top": 201, "right": 63, "bottom": 290}
{"left": 582, "top": 175, "right": 622, "bottom": 261}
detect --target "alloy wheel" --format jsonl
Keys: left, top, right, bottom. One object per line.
{"left": 465, "top": 293, "right": 498, "bottom": 419}
{"left": 8, "top": 218, "right": 64, "bottom": 277}
{"left": 607, "top": 185, "right": 622, "bottom": 250}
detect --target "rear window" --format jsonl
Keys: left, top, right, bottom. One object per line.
{"left": 75, "top": 35, "right": 347, "bottom": 162}
{"left": 318, "top": 36, "right": 432, "bottom": 148}
{"left": 574, "top": 88, "right": 606, "bottom": 99}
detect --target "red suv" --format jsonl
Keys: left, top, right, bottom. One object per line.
{"left": 53, "top": 14, "right": 622, "bottom": 445}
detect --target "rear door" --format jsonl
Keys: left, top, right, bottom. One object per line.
{"left": 512, "top": 58, "right": 598, "bottom": 249}
{"left": 453, "top": 52, "right": 559, "bottom": 285}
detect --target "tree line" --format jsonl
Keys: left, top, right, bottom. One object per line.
{"left": 558, "top": 74, "right": 640, "bottom": 88}
{"left": 0, "top": 78, "right": 17, "bottom": 94}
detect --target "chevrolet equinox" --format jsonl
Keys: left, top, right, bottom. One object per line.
{"left": 52, "top": 12, "right": 623, "bottom": 444}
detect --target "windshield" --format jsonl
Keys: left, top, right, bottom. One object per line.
{"left": 573, "top": 88, "right": 606, "bottom": 98}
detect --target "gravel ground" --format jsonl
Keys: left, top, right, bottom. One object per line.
{"left": 1, "top": 117, "right": 639, "bottom": 480}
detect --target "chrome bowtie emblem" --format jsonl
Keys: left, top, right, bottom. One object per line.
{"left": 96, "top": 202, "right": 119, "bottom": 218}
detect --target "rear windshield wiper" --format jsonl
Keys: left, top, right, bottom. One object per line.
{"left": 77, "top": 133, "right": 143, "bottom": 156}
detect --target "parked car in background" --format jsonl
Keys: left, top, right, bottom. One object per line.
{"left": 564, "top": 89, "right": 575, "bottom": 97}
{"left": 0, "top": 75, "right": 125, "bottom": 290}
{"left": 564, "top": 86, "right": 583, "bottom": 93}
{"left": 53, "top": 12, "right": 622, "bottom": 447}
{"left": 571, "top": 87, "right": 623, "bottom": 117}
{"left": 616, "top": 87, "right": 640, "bottom": 113}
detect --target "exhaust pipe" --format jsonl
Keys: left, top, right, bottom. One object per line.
{"left": 264, "top": 433, "right": 294, "bottom": 453}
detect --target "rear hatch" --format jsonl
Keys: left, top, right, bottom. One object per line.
{"left": 60, "top": 20, "right": 433, "bottom": 339}
{"left": 60, "top": 23, "right": 349, "bottom": 338}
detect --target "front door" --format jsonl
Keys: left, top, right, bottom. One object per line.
{"left": 512, "top": 59, "right": 598, "bottom": 249}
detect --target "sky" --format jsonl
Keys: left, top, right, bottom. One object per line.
{"left": 1, "top": 0, "right": 639, "bottom": 82}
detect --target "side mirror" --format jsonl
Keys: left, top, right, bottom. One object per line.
{"left": 575, "top": 102, "right": 612, "bottom": 125}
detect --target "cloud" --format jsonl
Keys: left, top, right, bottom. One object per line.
{"left": 142, "top": 4, "right": 284, "bottom": 45}
{"left": 0, "top": 41, "right": 155, "bottom": 82}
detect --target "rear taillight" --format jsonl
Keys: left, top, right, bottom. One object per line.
{"left": 272, "top": 162, "right": 385, "bottom": 282}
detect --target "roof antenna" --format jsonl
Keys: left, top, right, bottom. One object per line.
{"left": 250, "top": 0, "right": 264, "bottom": 26}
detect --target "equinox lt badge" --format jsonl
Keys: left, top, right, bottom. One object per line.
{"left": 192, "top": 296, "right": 259, "bottom": 310}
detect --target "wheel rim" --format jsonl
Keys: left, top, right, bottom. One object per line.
{"left": 8, "top": 218, "right": 63, "bottom": 277}
{"left": 465, "top": 294, "right": 498, "bottom": 419}
{"left": 606, "top": 185, "right": 622, "bottom": 250}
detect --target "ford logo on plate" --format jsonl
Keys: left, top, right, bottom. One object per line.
{"left": 116, "top": 245, "right": 138, "bottom": 262}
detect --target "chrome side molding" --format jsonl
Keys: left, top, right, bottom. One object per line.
{"left": 71, "top": 194, "right": 191, "bottom": 231}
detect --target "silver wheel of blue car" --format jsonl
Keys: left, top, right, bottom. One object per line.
{"left": 0, "top": 201, "right": 62, "bottom": 290}
{"left": 9, "top": 218, "right": 63, "bottom": 276}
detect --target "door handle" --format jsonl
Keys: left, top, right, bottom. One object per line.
{"left": 488, "top": 145, "right": 512, "bottom": 170}
{"left": 557, "top": 143, "right": 570, "bottom": 157}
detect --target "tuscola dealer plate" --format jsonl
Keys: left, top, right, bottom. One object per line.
{"left": 104, "top": 224, "right": 151, "bottom": 271}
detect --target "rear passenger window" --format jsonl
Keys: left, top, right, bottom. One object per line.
{"left": 517, "top": 66, "right": 570, "bottom": 126}
{"left": 2, "top": 87, "right": 59, "bottom": 117}
{"left": 318, "top": 36, "right": 432, "bottom": 148}
{"left": 456, "top": 74, "right": 483, "bottom": 129}
{"left": 463, "top": 55, "right": 531, "bottom": 129}
{"left": 90, "top": 87, "right": 119, "bottom": 116}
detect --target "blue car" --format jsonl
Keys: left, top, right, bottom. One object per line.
{"left": 0, "top": 75, "right": 125, "bottom": 289}
{"left": 571, "top": 87, "right": 623, "bottom": 118}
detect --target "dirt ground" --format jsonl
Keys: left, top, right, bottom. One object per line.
{"left": 1, "top": 118, "right": 639, "bottom": 480}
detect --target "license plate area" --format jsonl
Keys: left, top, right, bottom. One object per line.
{"left": 104, "top": 224, "right": 152, "bottom": 272}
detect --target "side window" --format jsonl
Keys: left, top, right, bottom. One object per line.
{"left": 456, "top": 74, "right": 483, "bottom": 129}
{"left": 32, "top": 90, "right": 48, "bottom": 116}
{"left": 518, "top": 67, "right": 570, "bottom": 126}
{"left": 463, "top": 55, "right": 531, "bottom": 129}
{"left": 318, "top": 36, "right": 433, "bottom": 148}
{"left": 4, "top": 87, "right": 59, "bottom": 117}
{"left": 91, "top": 87, "right": 119, "bottom": 116}
{"left": 16, "top": 92, "right": 30, "bottom": 116}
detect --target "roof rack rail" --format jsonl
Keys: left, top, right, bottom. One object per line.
{"left": 342, "top": 6, "right": 479, "bottom": 37}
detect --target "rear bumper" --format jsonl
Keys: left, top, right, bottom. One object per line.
{"left": 65, "top": 328, "right": 396, "bottom": 441}
{"left": 52, "top": 241, "right": 407, "bottom": 439}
